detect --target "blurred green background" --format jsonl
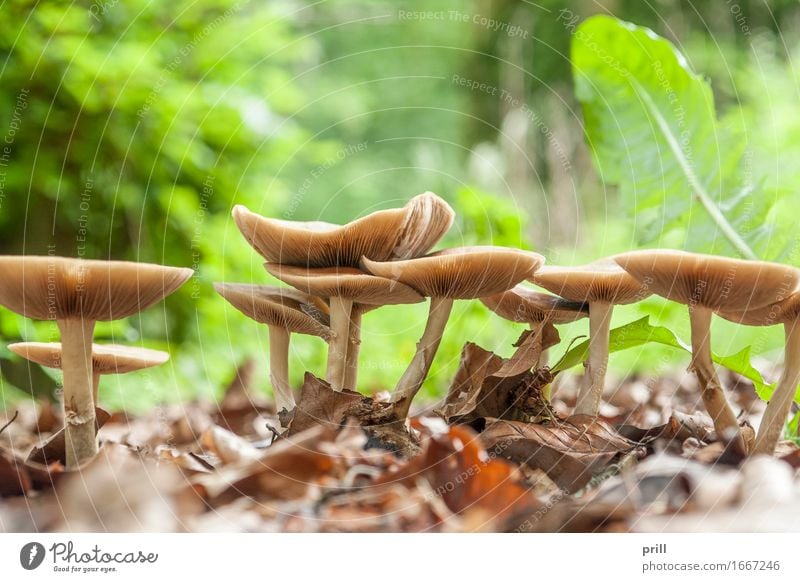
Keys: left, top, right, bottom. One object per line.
{"left": 1, "top": 0, "right": 799, "bottom": 412}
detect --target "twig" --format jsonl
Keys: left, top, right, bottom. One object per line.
{"left": 0, "top": 410, "right": 19, "bottom": 436}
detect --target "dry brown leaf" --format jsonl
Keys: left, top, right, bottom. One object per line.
{"left": 374, "top": 423, "right": 539, "bottom": 529}
{"left": 478, "top": 415, "right": 639, "bottom": 493}
{"left": 27, "top": 407, "right": 112, "bottom": 465}
{"left": 287, "top": 373, "right": 366, "bottom": 436}
{"left": 200, "top": 425, "right": 339, "bottom": 505}
{"left": 441, "top": 336, "right": 557, "bottom": 423}
{"left": 201, "top": 425, "right": 260, "bottom": 464}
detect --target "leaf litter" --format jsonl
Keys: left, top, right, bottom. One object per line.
{"left": 1, "top": 335, "right": 798, "bottom": 533}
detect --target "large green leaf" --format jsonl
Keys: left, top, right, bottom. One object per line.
{"left": 571, "top": 16, "right": 777, "bottom": 259}
{"left": 552, "top": 316, "right": 800, "bottom": 403}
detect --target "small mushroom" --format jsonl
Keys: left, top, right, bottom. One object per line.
{"left": 214, "top": 283, "right": 332, "bottom": 416}
{"left": 615, "top": 249, "right": 800, "bottom": 454}
{"left": 7, "top": 342, "right": 169, "bottom": 404}
{"left": 263, "top": 265, "right": 424, "bottom": 391}
{"left": 0, "top": 256, "right": 192, "bottom": 467}
{"left": 718, "top": 292, "right": 800, "bottom": 454}
{"left": 530, "top": 260, "right": 650, "bottom": 416}
{"left": 480, "top": 285, "right": 589, "bottom": 368}
{"left": 233, "top": 192, "right": 454, "bottom": 268}
{"left": 362, "top": 246, "right": 544, "bottom": 418}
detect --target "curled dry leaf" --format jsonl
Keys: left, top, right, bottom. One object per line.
{"left": 201, "top": 425, "right": 260, "bottom": 464}
{"left": 287, "top": 373, "right": 366, "bottom": 436}
{"left": 374, "top": 424, "right": 539, "bottom": 531}
{"left": 478, "top": 415, "right": 639, "bottom": 493}
{"left": 198, "top": 425, "right": 339, "bottom": 506}
{"left": 441, "top": 329, "right": 559, "bottom": 423}
{"left": 27, "top": 407, "right": 112, "bottom": 466}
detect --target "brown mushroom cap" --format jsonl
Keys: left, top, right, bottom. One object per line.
{"left": 614, "top": 250, "right": 800, "bottom": 311}
{"left": 360, "top": 246, "right": 544, "bottom": 299}
{"left": 214, "top": 283, "right": 331, "bottom": 338}
{"left": 530, "top": 260, "right": 649, "bottom": 304}
{"left": 717, "top": 291, "right": 800, "bottom": 327}
{"left": 0, "top": 256, "right": 193, "bottom": 321}
{"left": 233, "top": 192, "right": 454, "bottom": 268}
{"left": 264, "top": 265, "right": 424, "bottom": 306}
{"left": 8, "top": 342, "right": 169, "bottom": 374}
{"left": 480, "top": 285, "right": 589, "bottom": 325}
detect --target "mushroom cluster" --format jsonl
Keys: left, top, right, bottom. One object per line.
{"left": 0, "top": 256, "right": 192, "bottom": 467}
{"left": 220, "top": 198, "right": 800, "bottom": 456}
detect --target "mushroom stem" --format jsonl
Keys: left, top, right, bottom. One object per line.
{"left": 57, "top": 317, "right": 98, "bottom": 468}
{"left": 343, "top": 309, "right": 362, "bottom": 392}
{"left": 689, "top": 305, "right": 745, "bottom": 454}
{"left": 753, "top": 320, "right": 800, "bottom": 455}
{"left": 92, "top": 373, "right": 101, "bottom": 404}
{"left": 392, "top": 296, "right": 454, "bottom": 419}
{"left": 574, "top": 302, "right": 612, "bottom": 416}
{"left": 326, "top": 296, "right": 353, "bottom": 391}
{"left": 267, "top": 324, "right": 295, "bottom": 414}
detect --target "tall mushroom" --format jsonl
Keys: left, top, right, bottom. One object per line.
{"left": 480, "top": 285, "right": 589, "bottom": 368}
{"left": 263, "top": 265, "right": 424, "bottom": 391}
{"left": 718, "top": 292, "right": 800, "bottom": 454}
{"left": 530, "top": 260, "right": 651, "bottom": 416}
{"left": 0, "top": 256, "right": 192, "bottom": 467}
{"left": 214, "top": 283, "right": 332, "bottom": 416}
{"left": 8, "top": 343, "right": 169, "bottom": 404}
{"left": 362, "top": 246, "right": 544, "bottom": 418}
{"left": 233, "top": 191, "right": 454, "bottom": 268}
{"left": 615, "top": 249, "right": 800, "bottom": 454}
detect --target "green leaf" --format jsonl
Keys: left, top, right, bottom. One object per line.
{"left": 553, "top": 316, "right": 778, "bottom": 400}
{"left": 571, "top": 15, "right": 769, "bottom": 259}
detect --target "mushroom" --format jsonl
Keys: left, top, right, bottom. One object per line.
{"left": 361, "top": 246, "right": 544, "bottom": 418}
{"left": 0, "top": 256, "right": 192, "bottom": 467}
{"left": 530, "top": 260, "right": 651, "bottom": 416}
{"left": 214, "top": 283, "right": 332, "bottom": 415}
{"left": 233, "top": 191, "right": 454, "bottom": 268}
{"left": 480, "top": 285, "right": 589, "bottom": 369}
{"left": 615, "top": 249, "right": 800, "bottom": 454}
{"left": 263, "top": 265, "right": 424, "bottom": 391}
{"left": 7, "top": 342, "right": 169, "bottom": 404}
{"left": 718, "top": 292, "right": 800, "bottom": 454}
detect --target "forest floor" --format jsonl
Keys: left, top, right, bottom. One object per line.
{"left": 2, "top": 341, "right": 800, "bottom": 533}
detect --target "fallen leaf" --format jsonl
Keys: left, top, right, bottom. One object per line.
{"left": 478, "top": 415, "right": 639, "bottom": 493}
{"left": 201, "top": 425, "right": 260, "bottom": 464}
{"left": 375, "top": 423, "right": 539, "bottom": 530}
{"left": 287, "top": 373, "right": 365, "bottom": 436}
{"left": 27, "top": 408, "right": 112, "bottom": 465}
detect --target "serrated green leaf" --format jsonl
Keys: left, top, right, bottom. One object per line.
{"left": 552, "top": 315, "right": 796, "bottom": 403}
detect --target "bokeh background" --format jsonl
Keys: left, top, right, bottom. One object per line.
{"left": 1, "top": 0, "right": 799, "bottom": 413}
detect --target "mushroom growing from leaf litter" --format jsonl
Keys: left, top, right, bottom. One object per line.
{"left": 718, "top": 292, "right": 800, "bottom": 455}
{"left": 530, "top": 260, "right": 651, "bottom": 416}
{"left": 8, "top": 342, "right": 169, "bottom": 404}
{"left": 0, "top": 256, "right": 192, "bottom": 467}
{"left": 233, "top": 192, "right": 454, "bottom": 268}
{"left": 362, "top": 246, "right": 545, "bottom": 418}
{"left": 263, "top": 265, "right": 423, "bottom": 391}
{"left": 480, "top": 285, "right": 589, "bottom": 368}
{"left": 214, "top": 283, "right": 332, "bottom": 417}
{"left": 614, "top": 249, "right": 800, "bottom": 455}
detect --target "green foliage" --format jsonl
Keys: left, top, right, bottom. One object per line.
{"left": 571, "top": 15, "right": 791, "bottom": 260}
{"left": 553, "top": 315, "right": 792, "bottom": 402}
